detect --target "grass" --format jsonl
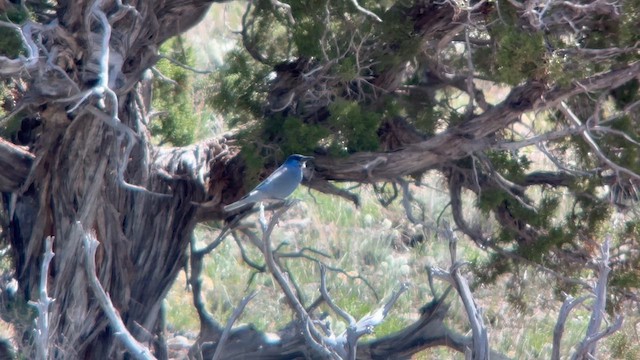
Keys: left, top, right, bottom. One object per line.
{"left": 163, "top": 180, "right": 639, "bottom": 359}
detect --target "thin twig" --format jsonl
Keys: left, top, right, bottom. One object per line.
{"left": 211, "top": 291, "right": 258, "bottom": 360}
{"left": 560, "top": 101, "right": 640, "bottom": 182}
{"left": 157, "top": 54, "right": 213, "bottom": 74}
{"left": 349, "top": 0, "right": 382, "bottom": 22}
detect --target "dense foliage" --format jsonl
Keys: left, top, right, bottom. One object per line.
{"left": 0, "top": 0, "right": 639, "bottom": 358}
{"left": 207, "top": 0, "right": 640, "bottom": 301}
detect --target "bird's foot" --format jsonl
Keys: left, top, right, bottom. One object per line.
{"left": 283, "top": 198, "right": 300, "bottom": 208}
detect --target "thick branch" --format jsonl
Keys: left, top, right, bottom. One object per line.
{"left": 0, "top": 138, "right": 34, "bottom": 192}
{"left": 313, "top": 62, "right": 640, "bottom": 182}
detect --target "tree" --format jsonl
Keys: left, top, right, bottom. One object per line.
{"left": 0, "top": 0, "right": 638, "bottom": 359}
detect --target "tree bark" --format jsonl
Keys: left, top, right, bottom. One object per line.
{"left": 0, "top": 0, "right": 230, "bottom": 357}
{"left": 1, "top": 0, "right": 639, "bottom": 358}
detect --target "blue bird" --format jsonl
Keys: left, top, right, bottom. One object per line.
{"left": 224, "top": 154, "right": 314, "bottom": 212}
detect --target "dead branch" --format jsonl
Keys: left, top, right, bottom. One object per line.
{"left": 441, "top": 222, "right": 489, "bottom": 359}
{"left": 552, "top": 295, "right": 589, "bottom": 360}
{"left": 259, "top": 203, "right": 340, "bottom": 358}
{"left": 318, "top": 263, "right": 409, "bottom": 359}
{"left": 270, "top": 0, "right": 296, "bottom": 24}
{"left": 27, "top": 236, "right": 54, "bottom": 360}
{"left": 0, "top": 20, "right": 40, "bottom": 75}
{"left": 81, "top": 223, "right": 156, "bottom": 360}
{"left": 211, "top": 291, "right": 258, "bottom": 360}
{"left": 571, "top": 236, "right": 623, "bottom": 360}
{"left": 349, "top": 0, "right": 382, "bottom": 22}
{"left": 189, "top": 234, "right": 222, "bottom": 347}
{"left": 559, "top": 101, "right": 640, "bottom": 183}
{"left": 157, "top": 54, "right": 214, "bottom": 74}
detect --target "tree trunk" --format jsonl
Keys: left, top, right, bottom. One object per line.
{"left": 1, "top": 1, "right": 230, "bottom": 357}
{"left": 2, "top": 0, "right": 638, "bottom": 358}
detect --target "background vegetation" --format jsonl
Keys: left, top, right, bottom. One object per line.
{"left": 0, "top": 0, "right": 639, "bottom": 359}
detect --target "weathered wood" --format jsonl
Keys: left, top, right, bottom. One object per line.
{"left": 0, "top": 0, "right": 636, "bottom": 358}
{"left": 0, "top": 138, "right": 33, "bottom": 192}
{"left": 0, "top": 0, "right": 230, "bottom": 358}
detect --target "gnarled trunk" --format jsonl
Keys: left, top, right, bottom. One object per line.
{"left": 0, "top": 0, "right": 229, "bottom": 357}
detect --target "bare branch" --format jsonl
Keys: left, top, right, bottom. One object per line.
{"left": 572, "top": 236, "right": 621, "bottom": 360}
{"left": 260, "top": 204, "right": 340, "bottom": 359}
{"left": 270, "top": 0, "right": 296, "bottom": 24}
{"left": 193, "top": 218, "right": 238, "bottom": 257}
{"left": 0, "top": 20, "right": 40, "bottom": 75}
{"left": 494, "top": 126, "right": 585, "bottom": 151}
{"left": 442, "top": 223, "right": 489, "bottom": 359}
{"left": 319, "top": 264, "right": 356, "bottom": 326}
{"left": 552, "top": 295, "right": 589, "bottom": 360}
{"left": 27, "top": 236, "right": 55, "bottom": 360}
{"left": 349, "top": 0, "right": 382, "bottom": 22}
{"left": 211, "top": 291, "right": 258, "bottom": 360}
{"left": 559, "top": 101, "right": 640, "bottom": 183}
{"left": 157, "top": 54, "right": 214, "bottom": 74}
{"left": 80, "top": 223, "right": 156, "bottom": 360}
{"left": 573, "top": 316, "right": 624, "bottom": 360}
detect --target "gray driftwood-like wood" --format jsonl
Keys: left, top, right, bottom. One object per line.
{"left": 0, "top": 0, "right": 636, "bottom": 359}
{"left": 0, "top": 1, "right": 231, "bottom": 358}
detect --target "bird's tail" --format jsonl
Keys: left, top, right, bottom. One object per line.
{"left": 223, "top": 198, "right": 253, "bottom": 212}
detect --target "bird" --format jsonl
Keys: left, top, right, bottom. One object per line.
{"left": 224, "top": 154, "right": 314, "bottom": 213}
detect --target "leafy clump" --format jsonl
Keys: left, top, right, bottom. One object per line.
{"left": 0, "top": 7, "right": 30, "bottom": 58}
{"left": 493, "top": 26, "right": 546, "bottom": 85}
{"left": 328, "top": 99, "right": 381, "bottom": 153}
{"left": 151, "top": 37, "right": 203, "bottom": 146}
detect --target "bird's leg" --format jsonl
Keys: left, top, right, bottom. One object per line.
{"left": 259, "top": 201, "right": 268, "bottom": 232}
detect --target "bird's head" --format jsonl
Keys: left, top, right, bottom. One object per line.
{"left": 284, "top": 154, "right": 314, "bottom": 167}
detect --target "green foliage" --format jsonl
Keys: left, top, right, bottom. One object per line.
{"left": 493, "top": 26, "right": 546, "bottom": 85}
{"left": 237, "top": 144, "right": 268, "bottom": 191}
{"left": 609, "top": 331, "right": 640, "bottom": 360}
{"left": 611, "top": 79, "right": 639, "bottom": 110}
{"left": 279, "top": 116, "right": 330, "bottom": 155}
{"left": 208, "top": 49, "right": 270, "bottom": 127}
{"left": 328, "top": 99, "right": 381, "bottom": 153}
{"left": 0, "top": 7, "right": 30, "bottom": 58}
{"left": 290, "top": 16, "right": 325, "bottom": 58}
{"left": 151, "top": 37, "right": 202, "bottom": 146}
{"left": 489, "top": 151, "right": 531, "bottom": 181}
{"left": 619, "top": 0, "right": 640, "bottom": 51}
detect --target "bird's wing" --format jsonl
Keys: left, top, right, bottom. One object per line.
{"left": 224, "top": 163, "right": 299, "bottom": 213}
{"left": 255, "top": 165, "right": 289, "bottom": 192}
{"left": 223, "top": 189, "right": 265, "bottom": 212}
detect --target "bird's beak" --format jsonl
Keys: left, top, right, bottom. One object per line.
{"left": 302, "top": 155, "right": 314, "bottom": 165}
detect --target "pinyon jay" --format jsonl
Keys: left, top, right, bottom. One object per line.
{"left": 224, "top": 154, "right": 314, "bottom": 212}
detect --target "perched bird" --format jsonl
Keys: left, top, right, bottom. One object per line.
{"left": 224, "top": 154, "right": 314, "bottom": 213}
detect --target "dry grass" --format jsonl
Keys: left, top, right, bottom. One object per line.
{"left": 165, "top": 180, "right": 640, "bottom": 359}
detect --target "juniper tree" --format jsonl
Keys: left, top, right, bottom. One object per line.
{"left": 0, "top": 0, "right": 639, "bottom": 358}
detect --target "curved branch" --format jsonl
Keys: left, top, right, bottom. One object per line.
{"left": 81, "top": 224, "right": 156, "bottom": 360}
{"left": 312, "top": 62, "right": 640, "bottom": 182}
